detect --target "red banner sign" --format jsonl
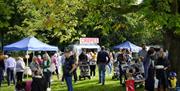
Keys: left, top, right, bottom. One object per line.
{"left": 80, "top": 38, "right": 99, "bottom": 44}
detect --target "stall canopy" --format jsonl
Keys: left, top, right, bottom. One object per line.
{"left": 70, "top": 44, "right": 101, "bottom": 55}
{"left": 4, "top": 36, "right": 58, "bottom": 51}
{"left": 113, "top": 41, "right": 142, "bottom": 52}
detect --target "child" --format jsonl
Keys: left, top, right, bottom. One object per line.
{"left": 125, "top": 69, "right": 135, "bottom": 91}
{"left": 135, "top": 58, "right": 144, "bottom": 76}
{"left": 169, "top": 72, "right": 177, "bottom": 91}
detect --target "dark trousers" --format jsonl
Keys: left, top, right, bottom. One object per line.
{"left": 73, "top": 69, "right": 77, "bottom": 82}
{"left": 54, "top": 66, "right": 60, "bottom": 80}
{"left": 145, "top": 67, "right": 154, "bottom": 91}
{"left": 65, "top": 76, "right": 73, "bottom": 91}
{"left": 55, "top": 66, "right": 59, "bottom": 75}
{"left": 90, "top": 65, "right": 96, "bottom": 76}
{"left": 7, "top": 68, "right": 15, "bottom": 86}
{"left": 119, "top": 65, "right": 127, "bottom": 84}
{"left": 61, "top": 74, "right": 65, "bottom": 82}
{"left": 16, "top": 72, "right": 23, "bottom": 82}
{"left": 43, "top": 72, "right": 51, "bottom": 88}
{"left": 0, "top": 68, "right": 4, "bottom": 86}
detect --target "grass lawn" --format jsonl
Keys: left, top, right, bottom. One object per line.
{"left": 52, "top": 76, "right": 144, "bottom": 91}
{"left": 0, "top": 75, "right": 144, "bottom": 91}
{"left": 0, "top": 67, "right": 144, "bottom": 91}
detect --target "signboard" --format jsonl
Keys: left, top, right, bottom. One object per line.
{"left": 80, "top": 38, "right": 99, "bottom": 44}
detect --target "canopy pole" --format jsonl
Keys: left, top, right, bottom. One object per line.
{"left": 33, "top": 51, "right": 35, "bottom": 57}
{"left": 26, "top": 51, "right": 29, "bottom": 66}
{"left": 26, "top": 51, "right": 29, "bottom": 78}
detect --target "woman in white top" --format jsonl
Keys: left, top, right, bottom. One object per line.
{"left": 16, "top": 57, "right": 25, "bottom": 82}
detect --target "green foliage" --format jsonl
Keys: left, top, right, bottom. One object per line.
{"left": 142, "top": 0, "right": 180, "bottom": 37}
{"left": 0, "top": 0, "right": 167, "bottom": 48}
{"left": 0, "top": 0, "right": 14, "bottom": 28}
{"left": 1, "top": 0, "right": 86, "bottom": 47}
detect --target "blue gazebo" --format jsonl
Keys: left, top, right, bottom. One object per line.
{"left": 3, "top": 36, "right": 58, "bottom": 76}
{"left": 113, "top": 41, "right": 142, "bottom": 52}
{"left": 3, "top": 36, "right": 58, "bottom": 51}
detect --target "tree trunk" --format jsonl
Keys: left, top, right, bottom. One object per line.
{"left": 0, "top": 30, "right": 4, "bottom": 51}
{"left": 164, "top": 30, "right": 180, "bottom": 82}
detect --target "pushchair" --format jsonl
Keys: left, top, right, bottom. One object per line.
{"left": 121, "top": 62, "right": 144, "bottom": 86}
{"left": 112, "top": 59, "right": 129, "bottom": 80}
{"left": 112, "top": 61, "right": 120, "bottom": 80}
{"left": 133, "top": 65, "right": 145, "bottom": 88}
{"left": 79, "top": 61, "right": 91, "bottom": 80}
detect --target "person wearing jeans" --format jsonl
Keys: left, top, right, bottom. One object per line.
{"left": 5, "top": 54, "right": 16, "bottom": 86}
{"left": 97, "top": 46, "right": 110, "bottom": 85}
{"left": 107, "top": 62, "right": 112, "bottom": 75}
{"left": 63, "top": 48, "right": 76, "bottom": 91}
{"left": 7, "top": 67, "right": 16, "bottom": 86}
{"left": 65, "top": 76, "right": 73, "bottom": 91}
{"left": 98, "top": 64, "right": 106, "bottom": 84}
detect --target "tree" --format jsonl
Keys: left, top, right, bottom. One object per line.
{"left": 142, "top": 0, "right": 180, "bottom": 80}
{"left": 76, "top": 0, "right": 162, "bottom": 47}
{"left": 0, "top": 0, "right": 15, "bottom": 50}
{"left": 0, "top": 0, "right": 88, "bottom": 49}
{"left": 14, "top": 0, "right": 86, "bottom": 46}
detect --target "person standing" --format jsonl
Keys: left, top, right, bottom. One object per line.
{"left": 63, "top": 48, "right": 76, "bottom": 91}
{"left": 71, "top": 51, "right": 78, "bottom": 84}
{"left": 5, "top": 53, "right": 16, "bottom": 86}
{"left": 138, "top": 43, "right": 147, "bottom": 61}
{"left": 0, "top": 52, "right": 5, "bottom": 87}
{"left": 117, "top": 49, "right": 127, "bottom": 85}
{"left": 97, "top": 46, "right": 110, "bottom": 85}
{"left": 51, "top": 53, "right": 60, "bottom": 80}
{"left": 155, "top": 48, "right": 169, "bottom": 91}
{"left": 107, "top": 52, "right": 114, "bottom": 76}
{"left": 42, "top": 52, "right": 52, "bottom": 89}
{"left": 16, "top": 57, "right": 25, "bottom": 83}
{"left": 89, "top": 51, "right": 97, "bottom": 77}
{"left": 143, "top": 47, "right": 155, "bottom": 91}
{"left": 30, "top": 56, "right": 41, "bottom": 76}
{"left": 60, "top": 53, "right": 66, "bottom": 84}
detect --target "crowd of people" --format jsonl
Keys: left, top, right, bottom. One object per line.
{"left": 0, "top": 43, "right": 178, "bottom": 91}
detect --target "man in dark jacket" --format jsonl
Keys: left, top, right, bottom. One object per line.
{"left": 63, "top": 48, "right": 76, "bottom": 91}
{"left": 97, "top": 46, "right": 110, "bottom": 85}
